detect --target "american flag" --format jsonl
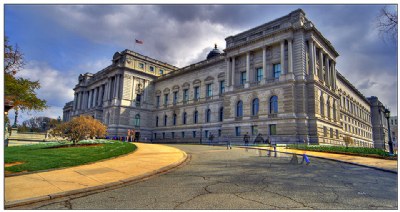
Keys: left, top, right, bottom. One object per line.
{"left": 135, "top": 39, "right": 143, "bottom": 44}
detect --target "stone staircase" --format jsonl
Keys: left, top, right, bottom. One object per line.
{"left": 8, "top": 129, "right": 47, "bottom": 142}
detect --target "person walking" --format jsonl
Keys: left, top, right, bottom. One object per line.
{"left": 243, "top": 132, "right": 250, "bottom": 146}
{"left": 253, "top": 133, "right": 264, "bottom": 145}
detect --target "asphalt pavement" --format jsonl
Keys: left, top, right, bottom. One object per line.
{"left": 17, "top": 144, "right": 398, "bottom": 210}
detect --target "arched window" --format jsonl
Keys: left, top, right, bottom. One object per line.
{"left": 270, "top": 96, "right": 278, "bottom": 114}
{"left": 164, "top": 115, "right": 168, "bottom": 126}
{"left": 252, "top": 98, "right": 259, "bottom": 116}
{"left": 206, "top": 109, "right": 211, "bottom": 123}
{"left": 219, "top": 107, "right": 224, "bottom": 122}
{"left": 194, "top": 111, "right": 198, "bottom": 124}
{"left": 236, "top": 101, "right": 243, "bottom": 117}
{"left": 173, "top": 113, "right": 177, "bottom": 125}
{"left": 320, "top": 95, "right": 325, "bottom": 116}
{"left": 156, "top": 116, "right": 159, "bottom": 127}
{"left": 134, "top": 114, "right": 140, "bottom": 127}
{"left": 183, "top": 112, "right": 187, "bottom": 124}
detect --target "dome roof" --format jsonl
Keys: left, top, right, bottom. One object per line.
{"left": 206, "top": 44, "right": 223, "bottom": 60}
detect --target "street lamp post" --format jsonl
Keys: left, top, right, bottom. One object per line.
{"left": 384, "top": 108, "right": 394, "bottom": 156}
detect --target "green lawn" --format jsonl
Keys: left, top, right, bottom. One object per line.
{"left": 286, "top": 144, "right": 396, "bottom": 158}
{"left": 5, "top": 139, "right": 136, "bottom": 173}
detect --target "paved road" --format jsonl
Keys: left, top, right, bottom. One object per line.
{"left": 19, "top": 145, "right": 398, "bottom": 210}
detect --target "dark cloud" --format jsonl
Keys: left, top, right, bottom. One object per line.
{"left": 5, "top": 4, "right": 398, "bottom": 117}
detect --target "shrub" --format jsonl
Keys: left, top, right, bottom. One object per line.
{"left": 50, "top": 116, "right": 107, "bottom": 145}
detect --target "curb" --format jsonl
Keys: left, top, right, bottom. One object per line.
{"left": 238, "top": 146, "right": 397, "bottom": 174}
{"left": 5, "top": 150, "right": 188, "bottom": 209}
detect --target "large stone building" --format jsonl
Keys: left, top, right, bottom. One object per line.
{"left": 64, "top": 9, "right": 378, "bottom": 147}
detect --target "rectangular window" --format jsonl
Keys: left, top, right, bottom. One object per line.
{"left": 162, "top": 132, "right": 165, "bottom": 139}
{"left": 219, "top": 80, "right": 225, "bottom": 94}
{"left": 251, "top": 125, "right": 258, "bottom": 135}
{"left": 205, "top": 130, "right": 209, "bottom": 139}
{"left": 218, "top": 129, "right": 221, "bottom": 137}
{"left": 154, "top": 133, "right": 157, "bottom": 140}
{"left": 149, "top": 66, "right": 154, "bottom": 72}
{"left": 206, "top": 84, "right": 212, "bottom": 97}
{"left": 156, "top": 96, "right": 160, "bottom": 108}
{"left": 336, "top": 129, "right": 339, "bottom": 139}
{"left": 136, "top": 94, "right": 141, "bottom": 106}
{"left": 139, "top": 63, "right": 144, "bottom": 69}
{"left": 164, "top": 94, "right": 169, "bottom": 106}
{"left": 240, "top": 72, "right": 246, "bottom": 85}
{"left": 172, "top": 132, "right": 175, "bottom": 139}
{"left": 256, "top": 68, "right": 263, "bottom": 82}
{"left": 330, "top": 128, "right": 333, "bottom": 138}
{"left": 173, "top": 91, "right": 178, "bottom": 105}
{"left": 159, "top": 69, "right": 164, "bottom": 75}
{"left": 194, "top": 87, "right": 200, "bottom": 100}
{"left": 183, "top": 89, "right": 189, "bottom": 103}
{"left": 324, "top": 126, "right": 327, "bottom": 137}
{"left": 193, "top": 131, "right": 196, "bottom": 138}
{"left": 269, "top": 124, "right": 276, "bottom": 135}
{"left": 182, "top": 131, "right": 185, "bottom": 138}
{"left": 235, "top": 126, "right": 241, "bottom": 136}
{"left": 273, "top": 64, "right": 281, "bottom": 79}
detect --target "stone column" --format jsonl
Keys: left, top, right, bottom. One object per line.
{"left": 76, "top": 92, "right": 81, "bottom": 110}
{"left": 231, "top": 57, "right": 236, "bottom": 87}
{"left": 94, "top": 88, "right": 98, "bottom": 107}
{"left": 325, "top": 57, "right": 330, "bottom": 87}
{"left": 80, "top": 91, "right": 84, "bottom": 110}
{"left": 319, "top": 49, "right": 324, "bottom": 81}
{"left": 226, "top": 58, "right": 231, "bottom": 86}
{"left": 280, "top": 40, "right": 285, "bottom": 75}
{"left": 98, "top": 86, "right": 102, "bottom": 106}
{"left": 89, "top": 90, "right": 93, "bottom": 109}
{"left": 73, "top": 93, "right": 77, "bottom": 110}
{"left": 86, "top": 91, "right": 90, "bottom": 109}
{"left": 106, "top": 79, "right": 110, "bottom": 100}
{"left": 246, "top": 52, "right": 250, "bottom": 85}
{"left": 288, "top": 39, "right": 293, "bottom": 73}
{"left": 332, "top": 62, "right": 337, "bottom": 89}
{"left": 114, "top": 75, "right": 120, "bottom": 99}
{"left": 313, "top": 43, "right": 318, "bottom": 76}
{"left": 308, "top": 40, "right": 315, "bottom": 75}
{"left": 262, "top": 46, "right": 267, "bottom": 83}
{"left": 109, "top": 77, "right": 113, "bottom": 100}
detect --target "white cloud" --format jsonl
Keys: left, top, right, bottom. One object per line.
{"left": 49, "top": 5, "right": 240, "bottom": 67}
{"left": 17, "top": 61, "right": 75, "bottom": 107}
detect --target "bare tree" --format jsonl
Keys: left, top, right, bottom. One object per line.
{"left": 377, "top": 6, "right": 398, "bottom": 43}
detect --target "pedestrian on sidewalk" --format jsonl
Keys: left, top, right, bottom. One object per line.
{"left": 253, "top": 133, "right": 264, "bottom": 145}
{"left": 243, "top": 132, "right": 250, "bottom": 146}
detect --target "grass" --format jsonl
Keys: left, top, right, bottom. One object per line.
{"left": 5, "top": 139, "right": 136, "bottom": 173}
{"left": 286, "top": 144, "right": 396, "bottom": 158}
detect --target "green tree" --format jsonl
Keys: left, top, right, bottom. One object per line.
{"left": 50, "top": 116, "right": 107, "bottom": 145}
{"left": 4, "top": 37, "right": 47, "bottom": 125}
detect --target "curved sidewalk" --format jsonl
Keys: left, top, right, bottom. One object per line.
{"left": 242, "top": 146, "right": 397, "bottom": 173}
{"left": 5, "top": 143, "right": 187, "bottom": 207}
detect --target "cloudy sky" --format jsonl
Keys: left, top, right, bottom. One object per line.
{"left": 4, "top": 4, "right": 398, "bottom": 123}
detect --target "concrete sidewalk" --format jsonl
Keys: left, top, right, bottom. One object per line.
{"left": 5, "top": 143, "right": 187, "bottom": 207}
{"left": 242, "top": 146, "right": 397, "bottom": 173}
